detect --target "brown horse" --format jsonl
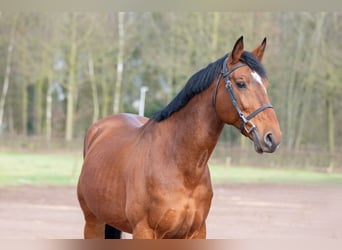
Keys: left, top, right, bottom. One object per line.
{"left": 77, "top": 36, "right": 281, "bottom": 239}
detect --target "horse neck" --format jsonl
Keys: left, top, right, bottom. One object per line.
{"left": 153, "top": 85, "right": 225, "bottom": 168}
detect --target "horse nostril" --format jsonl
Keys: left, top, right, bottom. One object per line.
{"left": 264, "top": 132, "right": 274, "bottom": 150}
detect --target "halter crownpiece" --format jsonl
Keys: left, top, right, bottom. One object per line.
{"left": 213, "top": 56, "right": 273, "bottom": 134}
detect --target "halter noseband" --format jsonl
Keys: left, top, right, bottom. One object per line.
{"left": 213, "top": 57, "right": 273, "bottom": 134}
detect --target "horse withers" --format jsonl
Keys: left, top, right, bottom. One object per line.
{"left": 77, "top": 36, "right": 281, "bottom": 239}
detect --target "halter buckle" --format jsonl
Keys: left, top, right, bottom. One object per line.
{"left": 243, "top": 120, "right": 256, "bottom": 134}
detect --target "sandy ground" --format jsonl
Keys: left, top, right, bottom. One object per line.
{"left": 0, "top": 184, "right": 342, "bottom": 239}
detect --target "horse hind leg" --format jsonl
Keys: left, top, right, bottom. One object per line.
{"left": 78, "top": 193, "right": 105, "bottom": 238}
{"left": 80, "top": 203, "right": 122, "bottom": 238}
{"left": 105, "top": 224, "right": 122, "bottom": 239}
{"left": 83, "top": 219, "right": 105, "bottom": 239}
{"left": 82, "top": 208, "right": 105, "bottom": 238}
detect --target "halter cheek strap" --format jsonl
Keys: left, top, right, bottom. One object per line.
{"left": 213, "top": 57, "right": 273, "bottom": 134}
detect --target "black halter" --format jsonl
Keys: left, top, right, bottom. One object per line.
{"left": 213, "top": 57, "right": 273, "bottom": 134}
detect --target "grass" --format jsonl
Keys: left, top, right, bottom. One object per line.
{"left": 1, "top": 151, "right": 342, "bottom": 186}
{"left": 0, "top": 151, "right": 82, "bottom": 186}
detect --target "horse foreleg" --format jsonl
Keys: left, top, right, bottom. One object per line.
{"left": 131, "top": 220, "right": 155, "bottom": 239}
{"left": 132, "top": 221, "right": 207, "bottom": 239}
{"left": 189, "top": 223, "right": 207, "bottom": 239}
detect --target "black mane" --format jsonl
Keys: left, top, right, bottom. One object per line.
{"left": 152, "top": 52, "right": 266, "bottom": 122}
{"left": 152, "top": 55, "right": 226, "bottom": 122}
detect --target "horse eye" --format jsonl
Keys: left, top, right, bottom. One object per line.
{"left": 236, "top": 81, "right": 247, "bottom": 89}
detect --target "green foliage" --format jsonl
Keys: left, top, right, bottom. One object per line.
{"left": 0, "top": 12, "right": 341, "bottom": 152}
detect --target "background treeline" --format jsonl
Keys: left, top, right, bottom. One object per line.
{"left": 0, "top": 12, "right": 341, "bottom": 168}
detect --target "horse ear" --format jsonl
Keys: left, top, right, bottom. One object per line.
{"left": 252, "top": 37, "right": 267, "bottom": 62}
{"left": 229, "top": 36, "right": 244, "bottom": 64}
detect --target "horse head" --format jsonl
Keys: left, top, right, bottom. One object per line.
{"left": 214, "top": 36, "right": 281, "bottom": 153}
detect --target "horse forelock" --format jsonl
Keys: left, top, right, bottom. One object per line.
{"left": 240, "top": 51, "right": 267, "bottom": 78}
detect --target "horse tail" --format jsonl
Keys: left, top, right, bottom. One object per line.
{"left": 105, "top": 224, "right": 122, "bottom": 239}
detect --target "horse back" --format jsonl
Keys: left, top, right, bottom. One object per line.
{"left": 83, "top": 113, "right": 148, "bottom": 158}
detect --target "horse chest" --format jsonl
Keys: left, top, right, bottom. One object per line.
{"left": 149, "top": 200, "right": 206, "bottom": 238}
{"left": 144, "top": 180, "right": 213, "bottom": 239}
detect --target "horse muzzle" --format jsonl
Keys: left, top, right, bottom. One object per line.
{"left": 251, "top": 129, "right": 280, "bottom": 154}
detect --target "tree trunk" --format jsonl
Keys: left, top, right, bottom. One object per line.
{"left": 113, "top": 12, "right": 125, "bottom": 114}
{"left": 36, "top": 49, "right": 48, "bottom": 135}
{"left": 284, "top": 16, "right": 305, "bottom": 150}
{"left": 167, "top": 13, "right": 176, "bottom": 102}
{"left": 101, "top": 57, "right": 110, "bottom": 118}
{"left": 21, "top": 77, "right": 28, "bottom": 136}
{"left": 21, "top": 37, "right": 29, "bottom": 136}
{"left": 46, "top": 69, "right": 53, "bottom": 141}
{"left": 326, "top": 95, "right": 335, "bottom": 172}
{"left": 65, "top": 13, "right": 77, "bottom": 141}
{"left": 0, "top": 15, "right": 17, "bottom": 132}
{"left": 294, "top": 13, "right": 326, "bottom": 149}
{"left": 88, "top": 52, "right": 99, "bottom": 123}
{"left": 210, "top": 12, "right": 220, "bottom": 61}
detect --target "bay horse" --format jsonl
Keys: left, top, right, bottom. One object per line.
{"left": 77, "top": 36, "right": 282, "bottom": 239}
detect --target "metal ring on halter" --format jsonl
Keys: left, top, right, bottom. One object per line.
{"left": 242, "top": 120, "right": 256, "bottom": 134}
{"left": 239, "top": 103, "right": 273, "bottom": 133}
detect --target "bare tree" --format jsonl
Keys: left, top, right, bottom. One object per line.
{"left": 87, "top": 51, "right": 99, "bottom": 123}
{"left": 0, "top": 14, "right": 17, "bottom": 132}
{"left": 113, "top": 12, "right": 125, "bottom": 114}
